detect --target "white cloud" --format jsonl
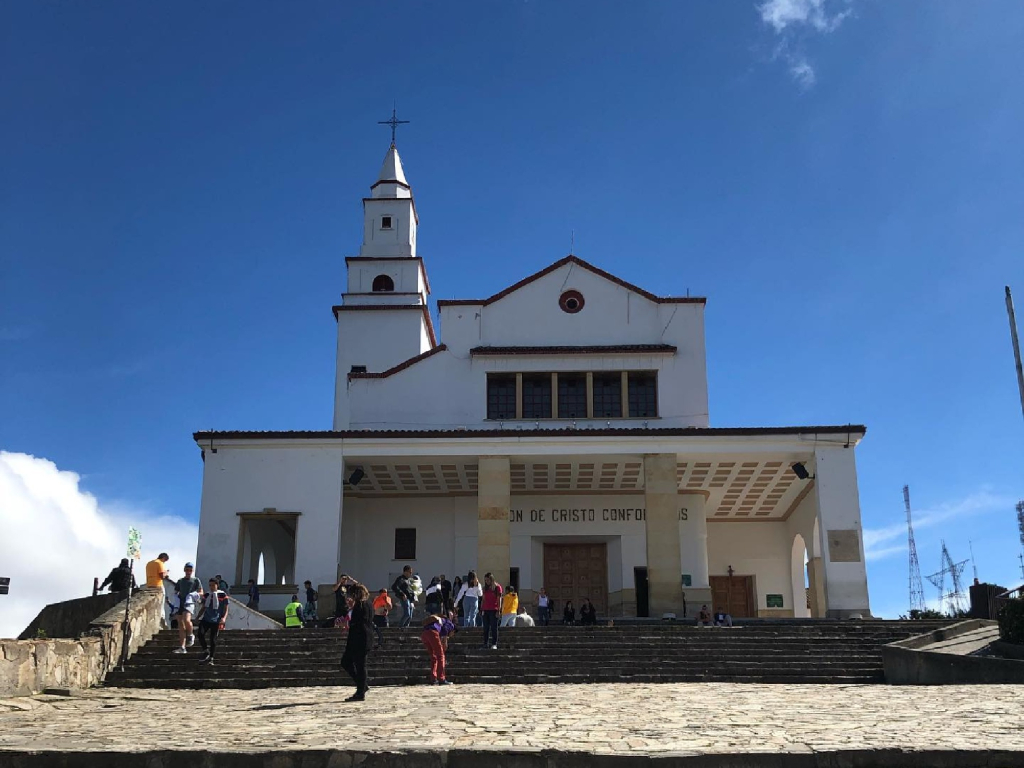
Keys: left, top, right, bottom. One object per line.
{"left": 757, "top": 0, "right": 853, "bottom": 87}
{"left": 788, "top": 55, "right": 817, "bottom": 89}
{"left": 863, "top": 489, "right": 1016, "bottom": 562}
{"left": 759, "top": 0, "right": 851, "bottom": 33}
{"left": 0, "top": 451, "right": 198, "bottom": 639}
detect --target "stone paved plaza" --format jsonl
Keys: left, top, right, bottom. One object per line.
{"left": 2, "top": 683, "right": 1024, "bottom": 766}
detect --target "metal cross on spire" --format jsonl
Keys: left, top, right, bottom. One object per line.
{"left": 378, "top": 107, "right": 410, "bottom": 145}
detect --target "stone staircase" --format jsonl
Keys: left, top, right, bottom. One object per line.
{"left": 105, "top": 620, "right": 951, "bottom": 688}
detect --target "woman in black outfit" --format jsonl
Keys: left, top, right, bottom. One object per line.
{"left": 340, "top": 583, "right": 374, "bottom": 701}
{"left": 563, "top": 600, "right": 576, "bottom": 625}
{"left": 579, "top": 597, "right": 597, "bottom": 625}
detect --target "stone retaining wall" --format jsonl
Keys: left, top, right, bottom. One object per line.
{"left": 0, "top": 587, "right": 164, "bottom": 697}
{"left": 882, "top": 619, "right": 1024, "bottom": 684}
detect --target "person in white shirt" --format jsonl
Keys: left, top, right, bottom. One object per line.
{"left": 454, "top": 570, "right": 483, "bottom": 627}
{"left": 514, "top": 604, "right": 535, "bottom": 627}
{"left": 537, "top": 587, "right": 551, "bottom": 626}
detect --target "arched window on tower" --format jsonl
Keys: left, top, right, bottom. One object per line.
{"left": 372, "top": 274, "right": 395, "bottom": 292}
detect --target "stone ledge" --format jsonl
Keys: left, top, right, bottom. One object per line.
{"left": 0, "top": 588, "right": 164, "bottom": 697}
{"left": 1, "top": 749, "right": 1023, "bottom": 768}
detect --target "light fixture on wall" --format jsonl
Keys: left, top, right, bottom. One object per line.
{"left": 791, "top": 462, "right": 815, "bottom": 480}
{"left": 348, "top": 467, "right": 365, "bottom": 486}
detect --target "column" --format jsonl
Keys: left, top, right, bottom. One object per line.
{"left": 477, "top": 456, "right": 511, "bottom": 587}
{"left": 678, "top": 492, "right": 709, "bottom": 588}
{"left": 644, "top": 453, "right": 685, "bottom": 616}
{"left": 812, "top": 447, "right": 871, "bottom": 618}
{"left": 806, "top": 557, "right": 827, "bottom": 618}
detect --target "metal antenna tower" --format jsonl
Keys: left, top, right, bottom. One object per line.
{"left": 926, "top": 540, "right": 969, "bottom": 615}
{"left": 1017, "top": 500, "right": 1024, "bottom": 549}
{"left": 968, "top": 540, "right": 978, "bottom": 582}
{"left": 904, "top": 485, "right": 927, "bottom": 613}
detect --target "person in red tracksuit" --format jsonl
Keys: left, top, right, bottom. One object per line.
{"left": 420, "top": 612, "right": 457, "bottom": 685}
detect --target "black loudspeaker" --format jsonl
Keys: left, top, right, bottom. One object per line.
{"left": 791, "top": 462, "right": 810, "bottom": 480}
{"left": 348, "top": 468, "right": 365, "bottom": 486}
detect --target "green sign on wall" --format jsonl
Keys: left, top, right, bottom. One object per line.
{"left": 766, "top": 594, "right": 784, "bottom": 608}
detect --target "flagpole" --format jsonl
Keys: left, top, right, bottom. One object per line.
{"left": 119, "top": 528, "right": 142, "bottom": 671}
{"left": 1007, "top": 286, "right": 1024, "bottom": 425}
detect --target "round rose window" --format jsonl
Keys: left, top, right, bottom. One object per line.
{"left": 559, "top": 290, "right": 585, "bottom": 314}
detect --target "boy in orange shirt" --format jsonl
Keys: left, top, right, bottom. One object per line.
{"left": 372, "top": 588, "right": 392, "bottom": 649}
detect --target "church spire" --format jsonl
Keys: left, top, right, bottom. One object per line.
{"left": 371, "top": 143, "right": 411, "bottom": 199}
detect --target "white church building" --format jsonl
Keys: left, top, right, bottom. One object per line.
{"left": 194, "top": 141, "right": 872, "bottom": 621}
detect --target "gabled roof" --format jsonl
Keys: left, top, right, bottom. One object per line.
{"left": 348, "top": 344, "right": 448, "bottom": 380}
{"left": 436, "top": 255, "right": 707, "bottom": 308}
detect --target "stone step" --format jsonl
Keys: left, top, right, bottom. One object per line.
{"left": 107, "top": 672, "right": 882, "bottom": 688}
{"left": 113, "top": 621, "right": 949, "bottom": 688}
{"left": 111, "top": 657, "right": 883, "bottom": 671}
{"left": 130, "top": 651, "right": 884, "bottom": 663}
{"left": 141, "top": 633, "right": 909, "bottom": 646}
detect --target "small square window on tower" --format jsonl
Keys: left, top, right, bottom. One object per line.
{"left": 380, "top": 215, "right": 393, "bottom": 230}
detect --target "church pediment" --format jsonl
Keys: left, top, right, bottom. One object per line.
{"left": 436, "top": 255, "right": 705, "bottom": 309}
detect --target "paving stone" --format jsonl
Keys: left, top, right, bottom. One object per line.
{"left": 0, "top": 682, "right": 1023, "bottom": 764}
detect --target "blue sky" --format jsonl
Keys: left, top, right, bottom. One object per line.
{"left": 2, "top": 1, "right": 1023, "bottom": 621}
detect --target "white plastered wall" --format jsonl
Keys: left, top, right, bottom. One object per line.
{"left": 339, "top": 496, "right": 478, "bottom": 593}
{"left": 196, "top": 444, "right": 344, "bottom": 613}
{"left": 706, "top": 520, "right": 793, "bottom": 615}
{"left": 812, "top": 446, "right": 871, "bottom": 617}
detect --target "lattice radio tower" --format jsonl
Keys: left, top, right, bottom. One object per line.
{"left": 926, "top": 540, "right": 969, "bottom": 616}
{"left": 903, "top": 485, "right": 927, "bottom": 613}
{"left": 1017, "top": 500, "right": 1024, "bottom": 579}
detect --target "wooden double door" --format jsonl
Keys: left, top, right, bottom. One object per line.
{"left": 543, "top": 543, "right": 608, "bottom": 616}
{"left": 709, "top": 575, "right": 755, "bottom": 618}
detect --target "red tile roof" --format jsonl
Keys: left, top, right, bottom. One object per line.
{"left": 348, "top": 345, "right": 448, "bottom": 379}
{"left": 194, "top": 425, "right": 866, "bottom": 441}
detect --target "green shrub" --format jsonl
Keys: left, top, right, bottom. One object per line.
{"left": 901, "top": 608, "right": 946, "bottom": 620}
{"left": 997, "top": 598, "right": 1024, "bottom": 645}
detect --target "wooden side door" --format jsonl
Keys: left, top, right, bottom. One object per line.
{"left": 709, "top": 575, "right": 755, "bottom": 618}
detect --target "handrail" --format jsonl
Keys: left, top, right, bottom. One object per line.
{"left": 993, "top": 584, "right": 1024, "bottom": 619}
{"left": 995, "top": 584, "right": 1024, "bottom": 601}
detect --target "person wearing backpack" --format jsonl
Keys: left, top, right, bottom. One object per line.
{"left": 480, "top": 572, "right": 503, "bottom": 650}
{"left": 391, "top": 565, "right": 415, "bottom": 628}
{"left": 99, "top": 558, "right": 137, "bottom": 593}
{"left": 196, "top": 577, "right": 229, "bottom": 665}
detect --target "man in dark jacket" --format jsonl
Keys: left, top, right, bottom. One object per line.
{"left": 99, "top": 559, "right": 137, "bottom": 592}
{"left": 391, "top": 566, "right": 415, "bottom": 628}
{"left": 439, "top": 574, "right": 452, "bottom": 614}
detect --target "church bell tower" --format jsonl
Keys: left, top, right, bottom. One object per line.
{"left": 332, "top": 136, "right": 434, "bottom": 429}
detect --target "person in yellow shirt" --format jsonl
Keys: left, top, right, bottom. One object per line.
{"left": 500, "top": 586, "right": 519, "bottom": 627}
{"left": 284, "top": 595, "right": 304, "bottom": 628}
{"left": 145, "top": 553, "right": 170, "bottom": 588}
